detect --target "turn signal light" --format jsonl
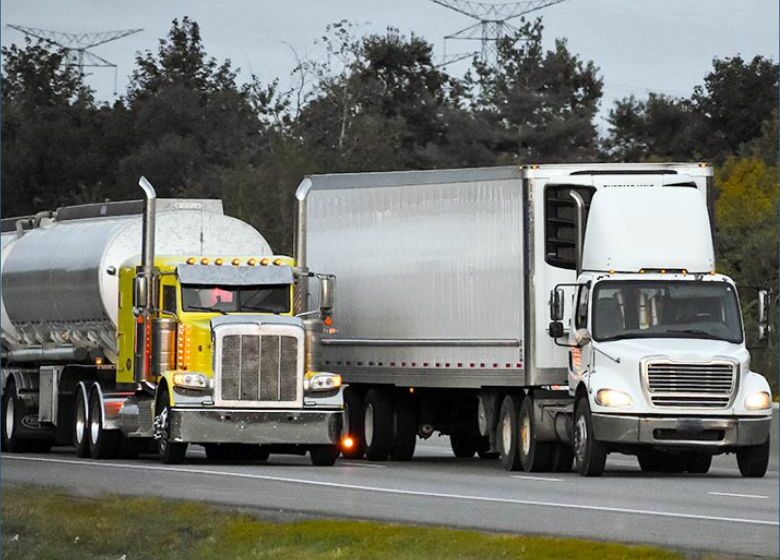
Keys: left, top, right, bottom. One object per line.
{"left": 341, "top": 436, "right": 355, "bottom": 450}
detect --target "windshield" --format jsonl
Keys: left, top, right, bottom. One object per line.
{"left": 591, "top": 281, "right": 743, "bottom": 343}
{"left": 181, "top": 284, "right": 291, "bottom": 314}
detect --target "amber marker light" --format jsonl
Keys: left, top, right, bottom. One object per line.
{"left": 273, "top": 258, "right": 283, "bottom": 266}
{"left": 186, "top": 257, "right": 196, "bottom": 265}
{"left": 200, "top": 258, "right": 209, "bottom": 265}
{"left": 260, "top": 258, "right": 270, "bottom": 266}
{"left": 232, "top": 258, "right": 241, "bottom": 266}
{"left": 323, "top": 315, "right": 333, "bottom": 327}
{"left": 247, "top": 258, "right": 257, "bottom": 266}
{"left": 341, "top": 436, "right": 355, "bottom": 451}
{"left": 215, "top": 258, "right": 224, "bottom": 266}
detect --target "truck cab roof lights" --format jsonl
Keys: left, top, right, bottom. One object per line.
{"left": 186, "top": 257, "right": 196, "bottom": 265}
{"left": 273, "top": 258, "right": 283, "bottom": 266}
{"left": 260, "top": 258, "right": 270, "bottom": 266}
{"left": 214, "top": 258, "right": 224, "bottom": 266}
{"left": 231, "top": 258, "right": 241, "bottom": 266}
{"left": 200, "top": 258, "right": 209, "bottom": 265}
{"left": 247, "top": 258, "right": 257, "bottom": 266}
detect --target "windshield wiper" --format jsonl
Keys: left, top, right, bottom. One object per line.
{"left": 184, "top": 305, "right": 228, "bottom": 315}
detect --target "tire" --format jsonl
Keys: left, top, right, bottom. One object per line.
{"left": 391, "top": 392, "right": 417, "bottom": 461}
{"left": 2, "top": 379, "right": 29, "bottom": 453}
{"left": 572, "top": 397, "right": 607, "bottom": 477}
{"left": 363, "top": 389, "right": 394, "bottom": 461}
{"left": 342, "top": 388, "right": 366, "bottom": 459}
{"left": 156, "top": 389, "right": 187, "bottom": 464}
{"left": 550, "top": 443, "right": 574, "bottom": 472}
{"left": 450, "top": 434, "right": 478, "bottom": 458}
{"left": 477, "top": 436, "right": 500, "bottom": 460}
{"left": 518, "top": 397, "right": 554, "bottom": 472}
{"left": 72, "top": 385, "right": 90, "bottom": 458}
{"left": 637, "top": 450, "right": 663, "bottom": 473}
{"left": 685, "top": 452, "right": 712, "bottom": 474}
{"left": 737, "top": 438, "right": 770, "bottom": 478}
{"left": 88, "top": 389, "right": 121, "bottom": 459}
{"left": 310, "top": 445, "right": 339, "bottom": 466}
{"left": 497, "top": 394, "right": 523, "bottom": 471}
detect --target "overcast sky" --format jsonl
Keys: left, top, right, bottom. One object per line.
{"left": 2, "top": 0, "right": 778, "bottom": 128}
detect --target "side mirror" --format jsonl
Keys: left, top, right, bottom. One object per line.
{"left": 319, "top": 275, "right": 336, "bottom": 316}
{"left": 550, "top": 288, "right": 565, "bottom": 321}
{"left": 758, "top": 289, "right": 771, "bottom": 341}
{"left": 548, "top": 321, "right": 564, "bottom": 338}
{"left": 575, "top": 328, "right": 592, "bottom": 347}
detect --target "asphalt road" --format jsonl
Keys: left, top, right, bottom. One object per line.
{"left": 3, "top": 411, "right": 778, "bottom": 558}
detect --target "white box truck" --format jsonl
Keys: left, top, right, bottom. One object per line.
{"left": 296, "top": 163, "right": 773, "bottom": 477}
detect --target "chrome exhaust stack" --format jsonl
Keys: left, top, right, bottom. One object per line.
{"left": 135, "top": 176, "right": 157, "bottom": 385}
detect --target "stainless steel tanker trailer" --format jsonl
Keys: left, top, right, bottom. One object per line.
{"left": 1, "top": 179, "right": 345, "bottom": 465}
{"left": 296, "top": 163, "right": 773, "bottom": 477}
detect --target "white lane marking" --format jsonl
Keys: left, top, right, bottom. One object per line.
{"left": 511, "top": 475, "right": 564, "bottom": 482}
{"left": 342, "top": 462, "right": 386, "bottom": 469}
{"left": 4, "top": 455, "right": 778, "bottom": 528}
{"left": 708, "top": 492, "right": 769, "bottom": 500}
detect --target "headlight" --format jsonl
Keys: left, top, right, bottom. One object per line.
{"left": 595, "top": 389, "right": 633, "bottom": 408}
{"left": 172, "top": 372, "right": 210, "bottom": 390}
{"left": 745, "top": 391, "right": 771, "bottom": 411}
{"left": 304, "top": 371, "right": 342, "bottom": 392}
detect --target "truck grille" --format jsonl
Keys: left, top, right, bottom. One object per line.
{"left": 645, "top": 361, "right": 736, "bottom": 408}
{"left": 220, "top": 334, "right": 299, "bottom": 403}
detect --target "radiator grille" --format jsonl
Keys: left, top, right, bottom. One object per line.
{"left": 645, "top": 362, "right": 736, "bottom": 408}
{"left": 220, "top": 334, "right": 299, "bottom": 403}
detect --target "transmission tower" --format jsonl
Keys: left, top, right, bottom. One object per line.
{"left": 430, "top": 0, "right": 567, "bottom": 66}
{"left": 7, "top": 24, "right": 143, "bottom": 94}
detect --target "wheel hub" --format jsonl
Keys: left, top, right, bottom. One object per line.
{"left": 75, "top": 398, "right": 86, "bottom": 445}
{"left": 501, "top": 413, "right": 512, "bottom": 454}
{"left": 574, "top": 414, "right": 587, "bottom": 463}
{"left": 364, "top": 404, "right": 374, "bottom": 447}
{"left": 5, "top": 395, "right": 14, "bottom": 440}
{"left": 521, "top": 414, "right": 531, "bottom": 456}
{"left": 89, "top": 397, "right": 101, "bottom": 445}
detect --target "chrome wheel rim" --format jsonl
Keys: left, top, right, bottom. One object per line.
{"left": 157, "top": 407, "right": 169, "bottom": 453}
{"left": 501, "top": 412, "right": 512, "bottom": 455}
{"left": 574, "top": 414, "right": 587, "bottom": 464}
{"left": 89, "top": 397, "right": 101, "bottom": 445}
{"left": 521, "top": 413, "right": 531, "bottom": 457}
{"left": 364, "top": 404, "right": 374, "bottom": 447}
{"left": 5, "top": 394, "right": 14, "bottom": 440}
{"left": 75, "top": 396, "right": 86, "bottom": 445}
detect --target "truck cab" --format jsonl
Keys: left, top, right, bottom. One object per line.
{"left": 547, "top": 172, "right": 772, "bottom": 477}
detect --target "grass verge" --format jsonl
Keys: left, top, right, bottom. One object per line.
{"left": 3, "top": 483, "right": 689, "bottom": 560}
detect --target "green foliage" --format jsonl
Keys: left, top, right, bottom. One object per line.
{"left": 470, "top": 19, "right": 603, "bottom": 162}
{"left": 2, "top": 485, "right": 682, "bottom": 560}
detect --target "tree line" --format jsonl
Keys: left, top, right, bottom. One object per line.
{"left": 2, "top": 17, "right": 777, "bottom": 380}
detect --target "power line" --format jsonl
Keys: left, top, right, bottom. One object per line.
{"left": 430, "top": 0, "right": 567, "bottom": 66}
{"left": 7, "top": 24, "right": 142, "bottom": 95}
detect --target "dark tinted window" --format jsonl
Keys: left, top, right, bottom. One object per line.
{"left": 544, "top": 185, "right": 595, "bottom": 269}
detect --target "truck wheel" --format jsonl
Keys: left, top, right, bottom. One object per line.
{"left": 450, "top": 434, "right": 478, "bottom": 458}
{"left": 518, "top": 397, "right": 554, "bottom": 472}
{"left": 550, "top": 443, "right": 574, "bottom": 472}
{"left": 497, "top": 394, "right": 523, "bottom": 471}
{"left": 363, "top": 389, "right": 394, "bottom": 461}
{"left": 156, "top": 390, "right": 187, "bottom": 465}
{"left": 573, "top": 397, "right": 607, "bottom": 477}
{"left": 88, "top": 389, "right": 121, "bottom": 460}
{"left": 737, "top": 437, "right": 770, "bottom": 478}
{"left": 684, "top": 452, "right": 712, "bottom": 474}
{"left": 342, "top": 388, "right": 366, "bottom": 459}
{"left": 477, "top": 437, "right": 500, "bottom": 460}
{"left": 391, "top": 392, "right": 417, "bottom": 461}
{"left": 310, "top": 445, "right": 339, "bottom": 466}
{"left": 2, "top": 379, "right": 29, "bottom": 453}
{"left": 73, "top": 385, "right": 90, "bottom": 458}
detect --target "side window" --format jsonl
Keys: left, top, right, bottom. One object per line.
{"left": 575, "top": 283, "right": 590, "bottom": 329}
{"left": 544, "top": 185, "right": 595, "bottom": 269}
{"left": 162, "top": 285, "right": 178, "bottom": 314}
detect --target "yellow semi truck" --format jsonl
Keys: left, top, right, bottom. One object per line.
{"left": 1, "top": 178, "right": 344, "bottom": 465}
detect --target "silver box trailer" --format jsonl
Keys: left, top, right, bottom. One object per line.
{"left": 297, "top": 163, "right": 772, "bottom": 476}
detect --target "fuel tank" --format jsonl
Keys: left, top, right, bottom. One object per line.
{"left": 1, "top": 199, "right": 271, "bottom": 363}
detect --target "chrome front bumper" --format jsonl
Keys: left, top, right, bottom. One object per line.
{"left": 591, "top": 413, "right": 771, "bottom": 448}
{"left": 169, "top": 407, "right": 343, "bottom": 445}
